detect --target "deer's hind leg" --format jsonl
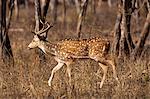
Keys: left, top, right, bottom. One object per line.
{"left": 98, "top": 62, "right": 108, "bottom": 88}
{"left": 91, "top": 56, "right": 108, "bottom": 88}
{"left": 65, "top": 60, "right": 73, "bottom": 86}
{"left": 106, "top": 60, "right": 119, "bottom": 83}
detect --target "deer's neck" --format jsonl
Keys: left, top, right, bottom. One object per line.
{"left": 42, "top": 41, "right": 58, "bottom": 55}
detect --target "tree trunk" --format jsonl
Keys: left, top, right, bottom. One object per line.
{"left": 62, "top": 0, "right": 66, "bottom": 27}
{"left": 108, "top": 0, "right": 112, "bottom": 7}
{"left": 134, "top": 0, "right": 140, "bottom": 33}
{"left": 14, "top": 0, "right": 19, "bottom": 19}
{"left": 41, "top": 0, "right": 51, "bottom": 39}
{"left": 35, "top": 0, "right": 46, "bottom": 64}
{"left": 117, "top": 0, "right": 134, "bottom": 59}
{"left": 132, "top": 11, "right": 150, "bottom": 60}
{"left": 91, "top": 0, "right": 96, "bottom": 14}
{"left": 113, "top": 4, "right": 122, "bottom": 56}
{"left": 75, "top": 0, "right": 80, "bottom": 14}
{"left": 35, "top": 0, "right": 41, "bottom": 31}
{"left": 119, "top": 11, "right": 130, "bottom": 58}
{"left": 124, "top": 0, "right": 135, "bottom": 51}
{"left": 42, "top": 0, "right": 50, "bottom": 20}
{"left": 131, "top": 0, "right": 150, "bottom": 60}
{"left": 0, "top": 0, "right": 14, "bottom": 65}
{"left": 117, "top": 0, "right": 129, "bottom": 59}
{"left": 51, "top": 0, "right": 58, "bottom": 23}
{"left": 34, "top": 0, "right": 51, "bottom": 63}
{"left": 76, "top": 0, "right": 88, "bottom": 39}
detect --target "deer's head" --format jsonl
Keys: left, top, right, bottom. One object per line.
{"left": 28, "top": 21, "right": 53, "bottom": 53}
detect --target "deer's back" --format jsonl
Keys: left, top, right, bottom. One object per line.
{"left": 56, "top": 40, "right": 88, "bottom": 59}
{"left": 55, "top": 38, "right": 110, "bottom": 59}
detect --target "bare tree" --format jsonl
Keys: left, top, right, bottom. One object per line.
{"left": 0, "top": 0, "right": 14, "bottom": 64}
{"left": 62, "top": 0, "right": 67, "bottom": 27}
{"left": 124, "top": 0, "right": 135, "bottom": 50}
{"left": 34, "top": 0, "right": 51, "bottom": 63}
{"left": 35, "top": 0, "right": 45, "bottom": 63}
{"left": 113, "top": 0, "right": 150, "bottom": 61}
{"left": 75, "top": 0, "right": 81, "bottom": 14}
{"left": 119, "top": 0, "right": 130, "bottom": 58}
{"left": 91, "top": 0, "right": 96, "bottom": 14}
{"left": 9, "top": 0, "right": 27, "bottom": 19}
{"left": 113, "top": 4, "right": 122, "bottom": 56}
{"left": 50, "top": 0, "right": 58, "bottom": 23}
{"left": 42, "top": 0, "right": 50, "bottom": 20}
{"left": 76, "top": 0, "right": 88, "bottom": 39}
{"left": 113, "top": 0, "right": 135, "bottom": 60}
{"left": 132, "top": 0, "right": 140, "bottom": 33}
{"left": 14, "top": 0, "right": 19, "bottom": 19}
{"left": 98, "top": 0, "right": 112, "bottom": 7}
{"left": 132, "top": 0, "right": 150, "bottom": 60}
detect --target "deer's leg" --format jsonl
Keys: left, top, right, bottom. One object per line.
{"left": 107, "top": 60, "right": 119, "bottom": 83}
{"left": 98, "top": 62, "right": 108, "bottom": 88}
{"left": 65, "top": 61, "right": 72, "bottom": 86}
{"left": 48, "top": 62, "right": 64, "bottom": 86}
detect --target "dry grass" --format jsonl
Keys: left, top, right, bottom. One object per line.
{"left": 0, "top": 2, "right": 150, "bottom": 99}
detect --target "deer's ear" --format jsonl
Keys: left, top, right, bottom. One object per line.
{"left": 37, "top": 34, "right": 46, "bottom": 40}
{"left": 37, "top": 34, "right": 41, "bottom": 39}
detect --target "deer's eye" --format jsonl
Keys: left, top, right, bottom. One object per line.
{"left": 33, "top": 39, "right": 36, "bottom": 42}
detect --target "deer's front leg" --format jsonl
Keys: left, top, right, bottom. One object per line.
{"left": 48, "top": 62, "right": 64, "bottom": 86}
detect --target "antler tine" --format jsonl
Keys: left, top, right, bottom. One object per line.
{"left": 40, "top": 19, "right": 44, "bottom": 25}
{"left": 34, "top": 20, "right": 53, "bottom": 35}
{"left": 39, "top": 22, "right": 53, "bottom": 35}
{"left": 34, "top": 20, "right": 45, "bottom": 35}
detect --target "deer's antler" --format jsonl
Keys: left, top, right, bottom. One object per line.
{"left": 33, "top": 20, "right": 53, "bottom": 35}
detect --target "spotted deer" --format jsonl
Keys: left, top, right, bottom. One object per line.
{"left": 28, "top": 21, "right": 119, "bottom": 88}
